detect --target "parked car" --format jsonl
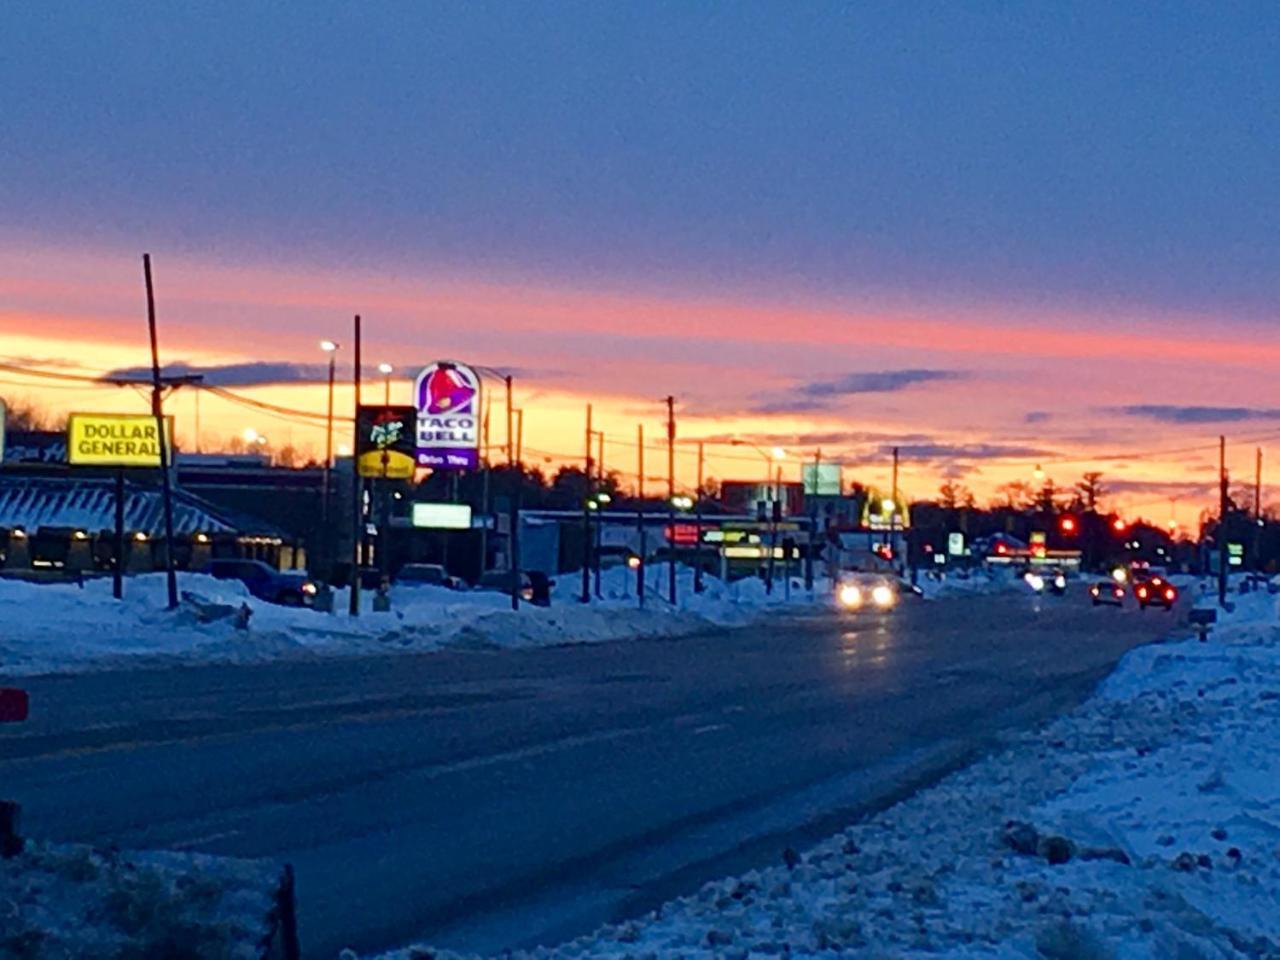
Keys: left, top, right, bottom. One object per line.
{"left": 395, "top": 563, "right": 466, "bottom": 590}
{"left": 476, "top": 570, "right": 554, "bottom": 605}
{"left": 1089, "top": 580, "right": 1125, "bottom": 607}
{"left": 200, "top": 559, "right": 319, "bottom": 607}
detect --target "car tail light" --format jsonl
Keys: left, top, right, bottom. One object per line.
{"left": 1137, "top": 587, "right": 1148, "bottom": 599}
{"left": 1114, "top": 588, "right": 1124, "bottom": 598}
{"left": 1165, "top": 588, "right": 1176, "bottom": 601}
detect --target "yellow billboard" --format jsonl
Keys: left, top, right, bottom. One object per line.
{"left": 67, "top": 414, "right": 174, "bottom": 468}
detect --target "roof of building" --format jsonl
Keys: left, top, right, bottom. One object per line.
{"left": 0, "top": 475, "right": 289, "bottom": 539}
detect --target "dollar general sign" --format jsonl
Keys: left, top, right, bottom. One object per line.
{"left": 67, "top": 414, "right": 174, "bottom": 468}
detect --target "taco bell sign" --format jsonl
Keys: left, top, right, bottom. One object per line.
{"left": 414, "top": 361, "right": 481, "bottom": 469}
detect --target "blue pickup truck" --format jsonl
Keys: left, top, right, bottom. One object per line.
{"left": 199, "top": 559, "right": 319, "bottom": 607}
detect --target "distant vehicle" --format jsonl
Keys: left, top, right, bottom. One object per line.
{"left": 1134, "top": 575, "right": 1177, "bottom": 611}
{"left": 835, "top": 573, "right": 904, "bottom": 611}
{"left": 200, "top": 559, "right": 319, "bottom": 607}
{"left": 1023, "top": 571, "right": 1066, "bottom": 594}
{"left": 1089, "top": 581, "right": 1125, "bottom": 607}
{"left": 395, "top": 563, "right": 466, "bottom": 590}
{"left": 477, "top": 570, "right": 536, "bottom": 603}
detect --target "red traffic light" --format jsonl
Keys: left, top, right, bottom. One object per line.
{"left": 1112, "top": 517, "right": 1126, "bottom": 532}
{"left": 1059, "top": 515, "right": 1077, "bottom": 534}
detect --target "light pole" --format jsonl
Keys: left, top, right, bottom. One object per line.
{"left": 320, "top": 340, "right": 339, "bottom": 590}
{"left": 730, "top": 440, "right": 787, "bottom": 592}
{"left": 378, "top": 362, "right": 393, "bottom": 405}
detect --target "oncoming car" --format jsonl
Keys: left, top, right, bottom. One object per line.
{"left": 835, "top": 574, "right": 904, "bottom": 612}
{"left": 1134, "top": 575, "right": 1178, "bottom": 611}
{"left": 1089, "top": 581, "right": 1125, "bottom": 607}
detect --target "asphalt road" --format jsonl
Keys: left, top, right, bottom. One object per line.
{"left": 0, "top": 591, "right": 1176, "bottom": 958}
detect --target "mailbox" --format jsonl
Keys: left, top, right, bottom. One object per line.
{"left": 1188, "top": 608, "right": 1217, "bottom": 628}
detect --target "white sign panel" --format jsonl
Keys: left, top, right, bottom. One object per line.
{"left": 411, "top": 503, "right": 473, "bottom": 530}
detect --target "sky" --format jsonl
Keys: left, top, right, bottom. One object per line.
{"left": 2, "top": 2, "right": 1279, "bottom": 527}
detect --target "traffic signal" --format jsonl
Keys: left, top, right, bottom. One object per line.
{"left": 1059, "top": 515, "right": 1077, "bottom": 534}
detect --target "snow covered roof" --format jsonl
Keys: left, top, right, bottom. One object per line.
{"left": 0, "top": 475, "right": 286, "bottom": 538}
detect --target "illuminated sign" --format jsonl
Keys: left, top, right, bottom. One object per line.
{"left": 666, "top": 523, "right": 700, "bottom": 545}
{"left": 947, "top": 532, "right": 965, "bottom": 556}
{"left": 1228, "top": 542, "right": 1244, "bottom": 567}
{"left": 357, "top": 405, "right": 416, "bottom": 479}
{"left": 411, "top": 503, "right": 473, "bottom": 529}
{"left": 67, "top": 414, "right": 173, "bottom": 468}
{"left": 414, "top": 362, "right": 481, "bottom": 470}
{"left": 801, "top": 462, "right": 841, "bottom": 496}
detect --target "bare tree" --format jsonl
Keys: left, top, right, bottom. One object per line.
{"left": 937, "top": 479, "right": 975, "bottom": 511}
{"left": 2, "top": 396, "right": 67, "bottom": 432}
{"left": 1076, "top": 472, "right": 1105, "bottom": 512}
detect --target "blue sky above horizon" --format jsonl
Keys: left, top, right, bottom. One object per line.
{"left": 2, "top": 2, "right": 1279, "bottom": 519}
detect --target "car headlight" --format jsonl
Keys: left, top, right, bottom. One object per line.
{"left": 301, "top": 582, "right": 318, "bottom": 595}
{"left": 870, "top": 584, "right": 895, "bottom": 607}
{"left": 1054, "top": 575, "right": 1066, "bottom": 589}
{"left": 1024, "top": 573, "right": 1045, "bottom": 592}
{"left": 838, "top": 584, "right": 863, "bottom": 608}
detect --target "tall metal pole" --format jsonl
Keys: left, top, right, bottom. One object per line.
{"left": 502, "top": 374, "right": 519, "bottom": 607}
{"left": 322, "top": 349, "right": 336, "bottom": 581}
{"left": 113, "top": 469, "right": 125, "bottom": 600}
{"left": 1255, "top": 447, "right": 1263, "bottom": 521}
{"left": 636, "top": 423, "right": 645, "bottom": 606}
{"left": 666, "top": 396, "right": 677, "bottom": 605}
{"left": 349, "top": 315, "right": 362, "bottom": 616}
{"left": 594, "top": 431, "right": 604, "bottom": 598}
{"left": 142, "top": 254, "right": 179, "bottom": 610}
{"left": 581, "top": 404, "right": 593, "bottom": 603}
{"left": 891, "top": 445, "right": 900, "bottom": 574}
{"left": 505, "top": 376, "right": 515, "bottom": 465}
{"left": 694, "top": 440, "right": 705, "bottom": 593}
{"left": 515, "top": 409, "right": 524, "bottom": 465}
{"left": 1218, "top": 435, "right": 1228, "bottom": 608}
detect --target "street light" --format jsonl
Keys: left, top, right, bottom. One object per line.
{"left": 378, "top": 362, "right": 393, "bottom": 405}
{"left": 320, "top": 339, "right": 340, "bottom": 587}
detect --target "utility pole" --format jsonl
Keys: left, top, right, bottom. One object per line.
{"left": 594, "top": 430, "right": 604, "bottom": 598}
{"left": 637, "top": 423, "right": 645, "bottom": 607}
{"left": 807, "top": 449, "right": 820, "bottom": 592}
{"left": 666, "top": 396, "right": 677, "bottom": 605}
{"left": 505, "top": 376, "right": 515, "bottom": 465}
{"left": 504, "top": 375, "right": 516, "bottom": 609}
{"left": 349, "top": 315, "right": 362, "bottom": 616}
{"left": 891, "top": 446, "right": 901, "bottom": 576}
{"left": 142, "top": 254, "right": 179, "bottom": 610}
{"left": 1218, "top": 435, "right": 1228, "bottom": 608}
{"left": 581, "top": 404, "right": 593, "bottom": 603}
{"left": 694, "top": 440, "right": 705, "bottom": 593}
{"left": 321, "top": 343, "right": 337, "bottom": 584}
{"left": 1256, "top": 447, "right": 1263, "bottom": 521}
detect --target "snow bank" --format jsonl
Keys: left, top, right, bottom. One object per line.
{"left": 0, "top": 840, "right": 283, "bottom": 959}
{"left": 369, "top": 591, "right": 1280, "bottom": 959}
{"left": 0, "top": 567, "right": 832, "bottom": 676}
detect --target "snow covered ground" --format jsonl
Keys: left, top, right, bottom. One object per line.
{"left": 0, "top": 566, "right": 838, "bottom": 676}
{"left": 0, "top": 840, "right": 283, "bottom": 959}
{"left": 369, "top": 587, "right": 1280, "bottom": 960}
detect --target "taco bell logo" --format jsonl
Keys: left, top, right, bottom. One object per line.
{"left": 414, "top": 361, "right": 481, "bottom": 470}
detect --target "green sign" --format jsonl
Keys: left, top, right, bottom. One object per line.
{"left": 1228, "top": 542, "right": 1244, "bottom": 567}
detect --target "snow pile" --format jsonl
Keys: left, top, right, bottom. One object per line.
{"left": 0, "top": 840, "right": 283, "bottom": 959}
{"left": 0, "top": 567, "right": 832, "bottom": 676}
{"left": 370, "top": 594, "right": 1280, "bottom": 960}
{"left": 915, "top": 568, "right": 1022, "bottom": 600}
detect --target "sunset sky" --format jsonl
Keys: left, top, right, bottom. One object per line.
{"left": 3, "top": 2, "right": 1278, "bottom": 528}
